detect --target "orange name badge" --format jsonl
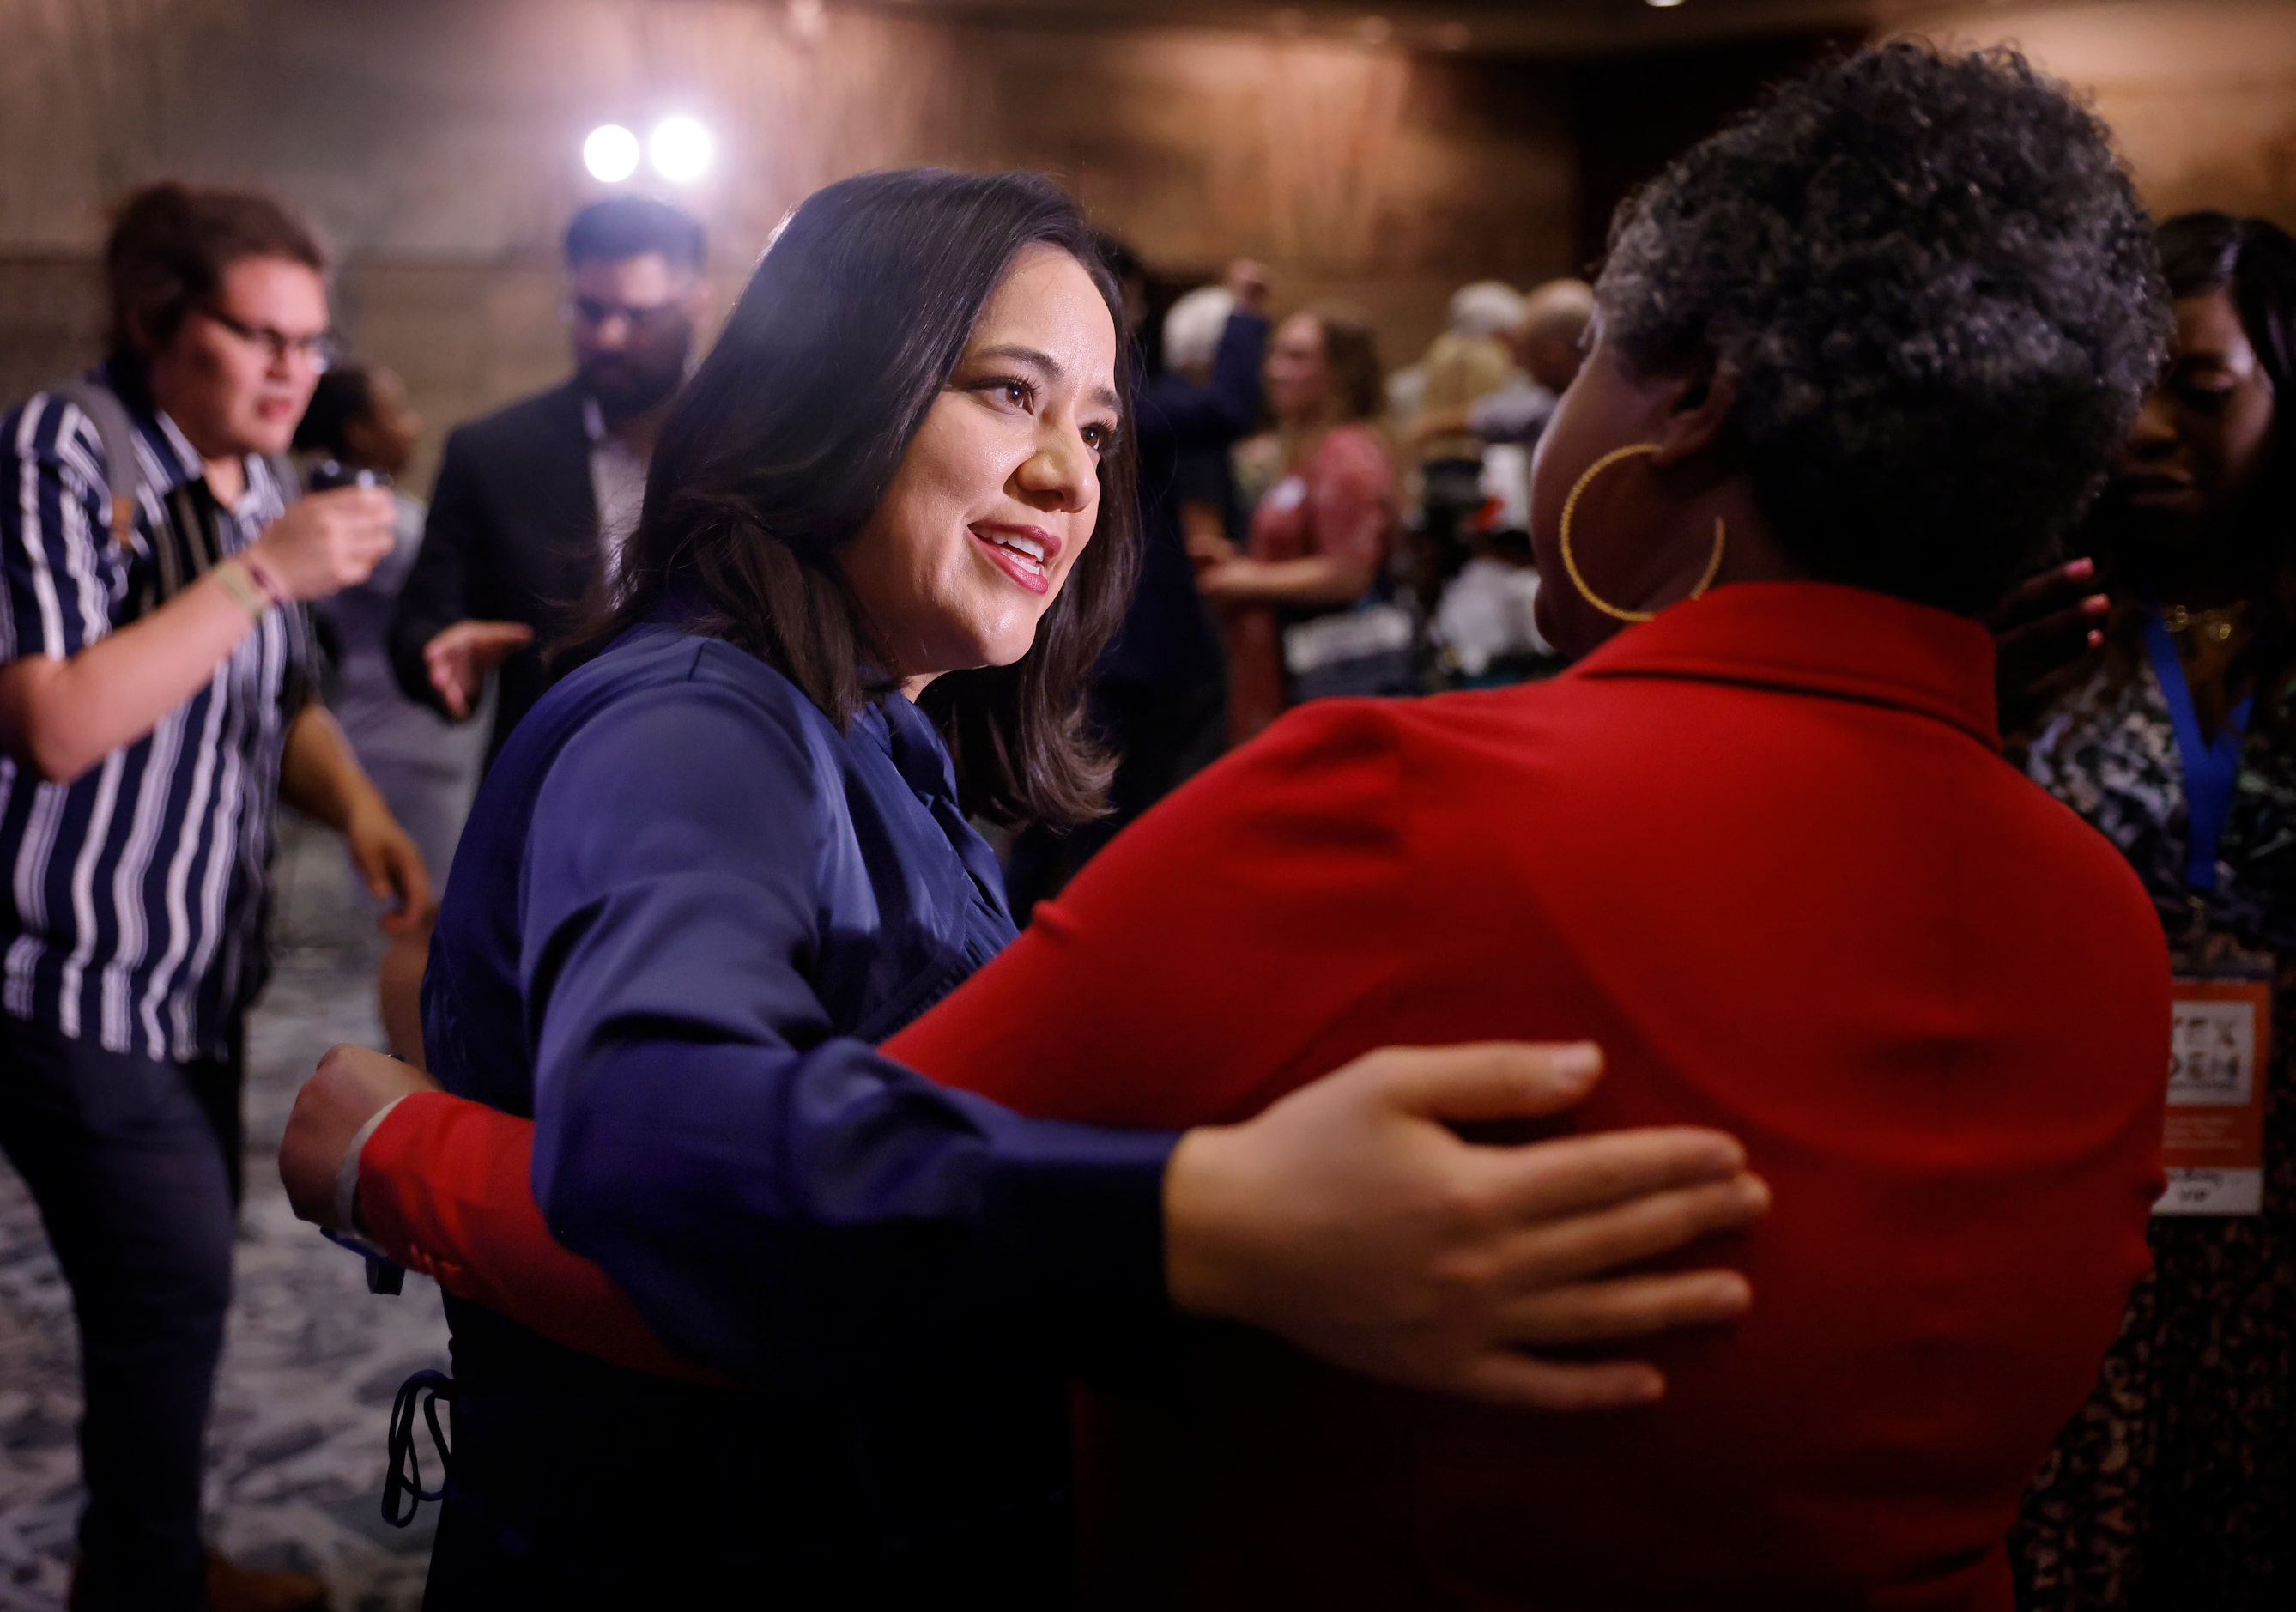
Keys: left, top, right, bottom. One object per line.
{"left": 2159, "top": 974, "right": 2271, "bottom": 1215}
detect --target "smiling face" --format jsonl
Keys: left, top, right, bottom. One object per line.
{"left": 2110, "top": 290, "right": 2279, "bottom": 563}
{"left": 146, "top": 255, "right": 330, "bottom": 461}
{"left": 839, "top": 244, "right": 1120, "bottom": 690}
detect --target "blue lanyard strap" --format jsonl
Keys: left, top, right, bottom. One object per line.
{"left": 2144, "top": 607, "right": 2254, "bottom": 895}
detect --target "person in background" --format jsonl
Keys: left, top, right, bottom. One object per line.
{"left": 2013, "top": 210, "right": 2296, "bottom": 1610}
{"left": 1160, "top": 282, "right": 1251, "bottom": 568}
{"left": 1420, "top": 280, "right": 1597, "bottom": 688}
{"left": 1007, "top": 253, "right": 1269, "bottom": 917}
{"left": 1410, "top": 280, "right": 1523, "bottom": 461}
{"left": 293, "top": 364, "right": 484, "bottom": 1060}
{"left": 388, "top": 197, "right": 710, "bottom": 767}
{"left": 1427, "top": 531, "right": 1553, "bottom": 688}
{"left": 1198, "top": 304, "right": 1400, "bottom": 747}
{"left": 1469, "top": 276, "right": 1596, "bottom": 451}
{"left": 0, "top": 183, "right": 427, "bottom": 1612}
{"left": 1404, "top": 281, "right": 1523, "bottom": 598}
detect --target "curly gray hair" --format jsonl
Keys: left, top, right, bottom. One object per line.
{"left": 1597, "top": 41, "right": 2169, "bottom": 614}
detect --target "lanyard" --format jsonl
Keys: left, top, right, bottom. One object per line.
{"left": 2144, "top": 607, "right": 2254, "bottom": 895}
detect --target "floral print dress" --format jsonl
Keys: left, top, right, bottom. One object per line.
{"left": 2014, "top": 655, "right": 2296, "bottom": 1609}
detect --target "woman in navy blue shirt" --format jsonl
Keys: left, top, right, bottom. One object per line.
{"left": 282, "top": 168, "right": 1767, "bottom": 1608}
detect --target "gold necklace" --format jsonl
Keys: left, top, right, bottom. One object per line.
{"left": 2160, "top": 602, "right": 2250, "bottom": 644}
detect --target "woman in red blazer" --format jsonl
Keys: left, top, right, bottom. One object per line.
{"left": 289, "top": 43, "right": 2176, "bottom": 1609}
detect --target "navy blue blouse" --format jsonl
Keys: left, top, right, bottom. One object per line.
{"left": 419, "top": 621, "right": 1177, "bottom": 1583}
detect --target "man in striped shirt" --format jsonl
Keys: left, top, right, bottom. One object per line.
{"left": 0, "top": 185, "right": 426, "bottom": 1612}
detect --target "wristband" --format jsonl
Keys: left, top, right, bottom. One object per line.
{"left": 210, "top": 559, "right": 270, "bottom": 622}
{"left": 336, "top": 1094, "right": 411, "bottom": 1237}
{"left": 239, "top": 553, "right": 288, "bottom": 606}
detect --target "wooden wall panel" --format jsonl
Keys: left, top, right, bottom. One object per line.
{"left": 0, "top": 0, "right": 1575, "bottom": 489}
{"left": 1888, "top": 1, "right": 2296, "bottom": 231}
{"left": 7, "top": 0, "right": 2285, "bottom": 490}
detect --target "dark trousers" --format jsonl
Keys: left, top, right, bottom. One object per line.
{"left": 0, "top": 1013, "right": 243, "bottom": 1611}
{"left": 419, "top": 1297, "right": 1073, "bottom": 1611}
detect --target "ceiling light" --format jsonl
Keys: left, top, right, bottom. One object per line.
{"left": 651, "top": 117, "right": 713, "bottom": 184}
{"left": 583, "top": 124, "right": 639, "bottom": 183}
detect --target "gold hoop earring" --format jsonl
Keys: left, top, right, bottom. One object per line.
{"left": 1557, "top": 443, "right": 1727, "bottom": 624}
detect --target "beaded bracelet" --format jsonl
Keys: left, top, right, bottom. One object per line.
{"left": 239, "top": 554, "right": 288, "bottom": 607}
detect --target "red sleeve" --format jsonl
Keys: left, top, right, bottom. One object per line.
{"left": 1306, "top": 427, "right": 1395, "bottom": 570}
{"left": 357, "top": 1091, "right": 727, "bottom": 1385}
{"left": 352, "top": 701, "right": 1406, "bottom": 1378}
{"left": 888, "top": 700, "right": 1411, "bottom": 1127}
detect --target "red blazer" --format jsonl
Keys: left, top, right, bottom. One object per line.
{"left": 360, "top": 581, "right": 2167, "bottom": 1610}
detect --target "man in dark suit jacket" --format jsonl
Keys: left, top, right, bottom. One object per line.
{"left": 391, "top": 197, "right": 709, "bottom": 766}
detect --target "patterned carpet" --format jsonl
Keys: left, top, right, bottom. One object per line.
{"left": 0, "top": 818, "right": 447, "bottom": 1612}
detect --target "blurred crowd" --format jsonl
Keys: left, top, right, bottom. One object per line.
{"left": 3, "top": 75, "right": 2294, "bottom": 1603}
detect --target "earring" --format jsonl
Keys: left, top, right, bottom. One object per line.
{"left": 1557, "top": 443, "right": 1727, "bottom": 624}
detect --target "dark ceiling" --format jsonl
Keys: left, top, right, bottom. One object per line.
{"left": 863, "top": 0, "right": 1902, "bottom": 56}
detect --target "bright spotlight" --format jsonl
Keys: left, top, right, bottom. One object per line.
{"left": 651, "top": 117, "right": 713, "bottom": 184}
{"left": 583, "top": 124, "right": 639, "bottom": 183}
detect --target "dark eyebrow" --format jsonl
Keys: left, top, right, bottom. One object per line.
{"left": 969, "top": 342, "right": 1122, "bottom": 414}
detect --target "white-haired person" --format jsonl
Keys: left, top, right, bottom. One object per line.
{"left": 1160, "top": 283, "right": 1252, "bottom": 636}
{"left": 1463, "top": 277, "right": 1597, "bottom": 451}
{"left": 1401, "top": 281, "right": 1526, "bottom": 601}
{"left": 1418, "top": 279, "right": 1599, "bottom": 688}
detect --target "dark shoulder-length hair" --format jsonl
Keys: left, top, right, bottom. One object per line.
{"left": 2116, "top": 210, "right": 2296, "bottom": 724}
{"left": 565, "top": 167, "right": 1139, "bottom": 828}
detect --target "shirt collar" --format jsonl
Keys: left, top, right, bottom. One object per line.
{"left": 1569, "top": 580, "right": 2002, "bottom": 751}
{"left": 92, "top": 361, "right": 262, "bottom": 506}
{"left": 859, "top": 689, "right": 962, "bottom": 804}
{"left": 94, "top": 361, "right": 200, "bottom": 494}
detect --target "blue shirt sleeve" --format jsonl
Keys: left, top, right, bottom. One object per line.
{"left": 518, "top": 676, "right": 1178, "bottom": 1389}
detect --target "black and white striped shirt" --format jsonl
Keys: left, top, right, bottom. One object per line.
{"left": 0, "top": 367, "right": 312, "bottom": 1064}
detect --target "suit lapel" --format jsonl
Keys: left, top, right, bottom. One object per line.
{"left": 517, "top": 382, "right": 604, "bottom": 608}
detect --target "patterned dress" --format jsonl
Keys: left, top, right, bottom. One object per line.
{"left": 2014, "top": 652, "right": 2296, "bottom": 1609}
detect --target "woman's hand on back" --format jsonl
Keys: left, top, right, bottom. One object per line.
{"left": 1162, "top": 1041, "right": 1766, "bottom": 1411}
{"left": 283, "top": 1038, "right": 1764, "bottom": 1411}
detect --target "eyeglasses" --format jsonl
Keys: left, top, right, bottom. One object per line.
{"left": 199, "top": 305, "right": 340, "bottom": 373}
{"left": 563, "top": 296, "right": 689, "bottom": 336}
